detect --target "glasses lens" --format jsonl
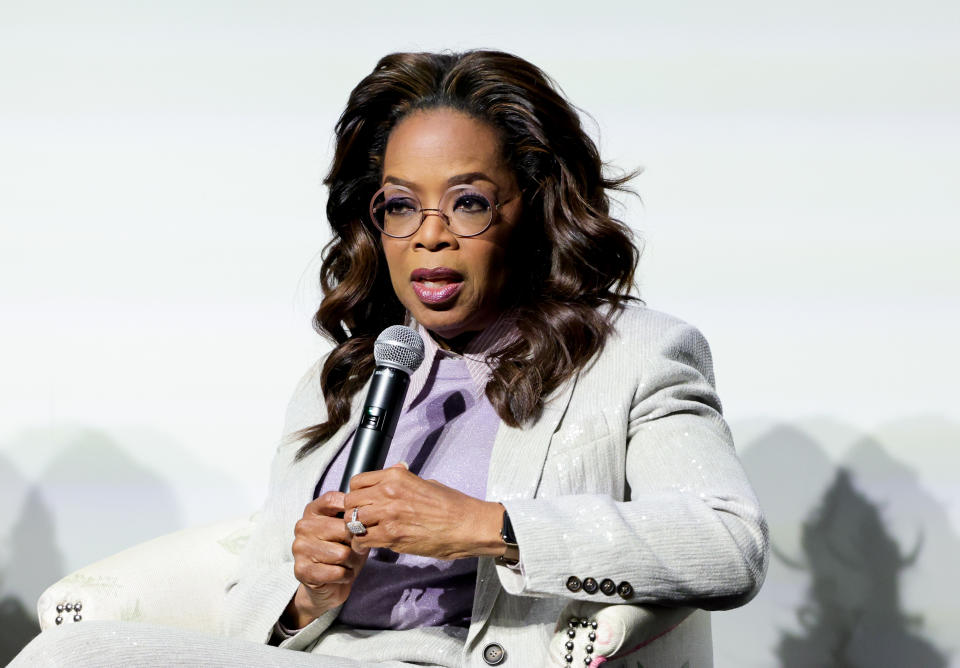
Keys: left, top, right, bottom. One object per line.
{"left": 371, "top": 188, "right": 421, "bottom": 237}
{"left": 443, "top": 186, "right": 494, "bottom": 236}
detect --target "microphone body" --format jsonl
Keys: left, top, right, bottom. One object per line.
{"left": 338, "top": 366, "right": 410, "bottom": 492}
{"left": 338, "top": 325, "right": 425, "bottom": 493}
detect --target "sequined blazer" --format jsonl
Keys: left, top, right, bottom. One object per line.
{"left": 222, "top": 304, "right": 769, "bottom": 667}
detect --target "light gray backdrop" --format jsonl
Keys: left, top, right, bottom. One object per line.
{"left": 1, "top": 1, "right": 958, "bottom": 665}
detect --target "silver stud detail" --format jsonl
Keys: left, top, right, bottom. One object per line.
{"left": 75, "top": 602, "right": 82, "bottom": 612}
{"left": 580, "top": 618, "right": 589, "bottom": 627}
{"left": 55, "top": 616, "right": 63, "bottom": 625}
{"left": 564, "top": 655, "right": 573, "bottom": 663}
{"left": 65, "top": 603, "right": 73, "bottom": 612}
{"left": 588, "top": 631, "right": 596, "bottom": 641}
{"left": 591, "top": 620, "right": 598, "bottom": 629}
{"left": 585, "top": 644, "right": 594, "bottom": 654}
{"left": 565, "top": 641, "right": 574, "bottom": 651}
{"left": 567, "top": 628, "right": 576, "bottom": 638}
{"left": 73, "top": 614, "right": 82, "bottom": 622}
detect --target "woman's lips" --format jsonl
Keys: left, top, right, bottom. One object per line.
{"left": 410, "top": 267, "right": 463, "bottom": 306}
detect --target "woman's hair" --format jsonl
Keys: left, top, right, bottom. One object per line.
{"left": 295, "top": 50, "right": 639, "bottom": 458}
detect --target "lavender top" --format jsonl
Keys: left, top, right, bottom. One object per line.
{"left": 313, "top": 320, "right": 514, "bottom": 630}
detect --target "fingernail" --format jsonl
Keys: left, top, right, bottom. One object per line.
{"left": 397, "top": 461, "right": 409, "bottom": 470}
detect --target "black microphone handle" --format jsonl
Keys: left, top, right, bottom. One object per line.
{"left": 338, "top": 365, "right": 410, "bottom": 494}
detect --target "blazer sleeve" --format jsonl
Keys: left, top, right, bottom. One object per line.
{"left": 221, "top": 358, "right": 340, "bottom": 646}
{"left": 497, "top": 317, "right": 769, "bottom": 610}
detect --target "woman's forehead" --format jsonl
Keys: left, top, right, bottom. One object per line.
{"left": 383, "top": 109, "right": 511, "bottom": 187}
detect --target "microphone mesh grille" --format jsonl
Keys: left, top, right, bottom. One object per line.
{"left": 374, "top": 325, "right": 426, "bottom": 374}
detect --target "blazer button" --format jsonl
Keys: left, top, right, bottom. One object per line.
{"left": 617, "top": 581, "right": 634, "bottom": 599}
{"left": 482, "top": 642, "right": 506, "bottom": 665}
{"left": 599, "top": 578, "right": 616, "bottom": 596}
{"left": 582, "top": 577, "right": 599, "bottom": 594}
{"left": 566, "top": 576, "right": 583, "bottom": 592}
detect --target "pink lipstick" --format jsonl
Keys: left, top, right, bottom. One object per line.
{"left": 410, "top": 267, "right": 463, "bottom": 306}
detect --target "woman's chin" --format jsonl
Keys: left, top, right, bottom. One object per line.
{"left": 417, "top": 316, "right": 472, "bottom": 340}
{"left": 408, "top": 307, "right": 480, "bottom": 341}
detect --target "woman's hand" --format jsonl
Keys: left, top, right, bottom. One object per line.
{"left": 282, "top": 490, "right": 370, "bottom": 629}
{"left": 342, "top": 464, "right": 506, "bottom": 561}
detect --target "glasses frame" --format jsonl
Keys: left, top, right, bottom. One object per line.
{"left": 368, "top": 183, "right": 519, "bottom": 239}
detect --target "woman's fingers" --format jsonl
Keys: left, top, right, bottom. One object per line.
{"left": 346, "top": 461, "right": 410, "bottom": 494}
{"left": 294, "top": 559, "right": 354, "bottom": 587}
{"left": 294, "top": 529, "right": 370, "bottom": 584}
{"left": 339, "top": 465, "right": 499, "bottom": 560}
{"left": 308, "top": 490, "right": 347, "bottom": 517}
{"left": 342, "top": 463, "right": 414, "bottom": 537}
{"left": 295, "top": 491, "right": 356, "bottom": 545}
{"left": 294, "top": 530, "right": 352, "bottom": 563}
{"left": 294, "top": 514, "right": 351, "bottom": 548}
{"left": 286, "top": 491, "right": 381, "bottom": 625}
{"left": 350, "top": 522, "right": 407, "bottom": 554}
{"left": 344, "top": 465, "right": 415, "bottom": 516}
{"left": 296, "top": 462, "right": 496, "bottom": 565}
{"left": 292, "top": 492, "right": 371, "bottom": 586}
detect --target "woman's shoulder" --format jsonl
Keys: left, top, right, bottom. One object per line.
{"left": 590, "top": 302, "right": 717, "bottom": 387}
{"left": 609, "top": 301, "right": 706, "bottom": 342}
{"left": 281, "top": 355, "right": 329, "bottom": 439}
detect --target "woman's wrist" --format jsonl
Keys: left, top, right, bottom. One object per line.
{"left": 282, "top": 586, "right": 320, "bottom": 630}
{"left": 467, "top": 501, "right": 511, "bottom": 558}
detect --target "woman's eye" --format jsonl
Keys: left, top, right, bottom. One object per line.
{"left": 384, "top": 198, "right": 418, "bottom": 216}
{"left": 453, "top": 194, "right": 490, "bottom": 214}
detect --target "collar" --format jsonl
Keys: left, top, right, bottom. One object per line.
{"left": 404, "top": 314, "right": 518, "bottom": 403}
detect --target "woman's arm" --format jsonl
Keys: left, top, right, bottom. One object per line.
{"left": 496, "top": 316, "right": 769, "bottom": 610}
{"left": 221, "top": 359, "right": 343, "bottom": 645}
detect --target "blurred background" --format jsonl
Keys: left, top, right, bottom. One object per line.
{"left": 1, "top": 0, "right": 957, "bottom": 664}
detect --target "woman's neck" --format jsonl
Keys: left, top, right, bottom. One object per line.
{"left": 432, "top": 330, "right": 479, "bottom": 354}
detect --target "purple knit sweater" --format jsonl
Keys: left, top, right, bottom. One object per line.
{"left": 313, "top": 329, "right": 506, "bottom": 629}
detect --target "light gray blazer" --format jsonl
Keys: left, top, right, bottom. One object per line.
{"left": 222, "top": 305, "right": 768, "bottom": 667}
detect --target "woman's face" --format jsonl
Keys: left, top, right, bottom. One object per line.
{"left": 379, "top": 108, "right": 523, "bottom": 341}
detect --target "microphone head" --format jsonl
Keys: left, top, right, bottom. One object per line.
{"left": 374, "top": 325, "right": 425, "bottom": 374}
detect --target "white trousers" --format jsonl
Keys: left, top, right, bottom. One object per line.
{"left": 8, "top": 621, "right": 441, "bottom": 668}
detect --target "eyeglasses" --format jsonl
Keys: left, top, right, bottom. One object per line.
{"left": 369, "top": 183, "right": 519, "bottom": 239}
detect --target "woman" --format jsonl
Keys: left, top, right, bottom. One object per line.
{"left": 222, "top": 50, "right": 768, "bottom": 666}
{"left": 11, "top": 50, "right": 767, "bottom": 667}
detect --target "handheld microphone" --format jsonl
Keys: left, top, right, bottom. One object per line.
{"left": 338, "top": 325, "right": 425, "bottom": 493}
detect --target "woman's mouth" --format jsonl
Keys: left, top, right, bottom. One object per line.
{"left": 410, "top": 267, "right": 464, "bottom": 306}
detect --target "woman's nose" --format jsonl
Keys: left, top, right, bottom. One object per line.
{"left": 411, "top": 210, "right": 458, "bottom": 250}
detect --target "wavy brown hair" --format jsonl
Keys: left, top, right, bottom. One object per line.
{"left": 295, "top": 50, "right": 640, "bottom": 458}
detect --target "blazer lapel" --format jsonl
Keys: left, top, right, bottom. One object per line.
{"left": 486, "top": 378, "right": 578, "bottom": 501}
{"left": 466, "top": 374, "right": 580, "bottom": 648}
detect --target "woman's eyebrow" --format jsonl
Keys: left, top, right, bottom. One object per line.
{"left": 381, "top": 172, "right": 495, "bottom": 189}
{"left": 382, "top": 175, "right": 417, "bottom": 188}
{"left": 446, "top": 171, "right": 493, "bottom": 186}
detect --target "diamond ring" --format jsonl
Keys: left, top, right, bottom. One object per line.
{"left": 346, "top": 507, "right": 367, "bottom": 536}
